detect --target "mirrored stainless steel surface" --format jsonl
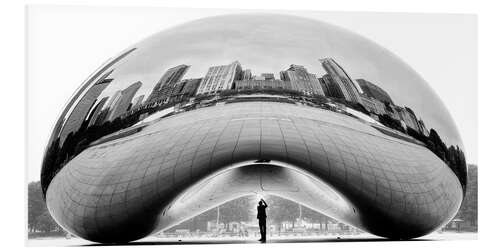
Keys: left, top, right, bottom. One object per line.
{"left": 41, "top": 14, "right": 467, "bottom": 243}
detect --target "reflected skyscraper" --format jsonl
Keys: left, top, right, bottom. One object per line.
{"left": 319, "top": 74, "right": 347, "bottom": 99}
{"left": 402, "top": 107, "right": 420, "bottom": 131}
{"left": 196, "top": 61, "right": 242, "bottom": 95}
{"left": 108, "top": 81, "right": 142, "bottom": 121}
{"left": 235, "top": 79, "right": 291, "bottom": 90}
{"left": 418, "top": 119, "right": 430, "bottom": 136}
{"left": 87, "top": 96, "right": 109, "bottom": 127}
{"left": 391, "top": 105, "right": 420, "bottom": 132}
{"left": 178, "top": 78, "right": 202, "bottom": 97}
{"left": 58, "top": 72, "right": 113, "bottom": 144}
{"left": 356, "top": 79, "right": 394, "bottom": 104}
{"left": 261, "top": 73, "right": 275, "bottom": 80}
{"left": 360, "top": 95, "right": 386, "bottom": 115}
{"left": 319, "top": 58, "right": 362, "bottom": 103}
{"left": 173, "top": 81, "right": 186, "bottom": 95}
{"left": 146, "top": 65, "right": 190, "bottom": 104}
{"left": 242, "top": 69, "right": 252, "bottom": 80}
{"left": 45, "top": 48, "right": 136, "bottom": 150}
{"left": 280, "top": 64, "right": 324, "bottom": 96}
{"left": 104, "top": 90, "right": 122, "bottom": 122}
{"left": 131, "top": 95, "right": 145, "bottom": 110}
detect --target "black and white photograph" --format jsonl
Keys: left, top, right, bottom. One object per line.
{"left": 20, "top": 2, "right": 482, "bottom": 248}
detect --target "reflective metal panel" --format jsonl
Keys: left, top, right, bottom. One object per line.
{"left": 41, "top": 14, "right": 466, "bottom": 243}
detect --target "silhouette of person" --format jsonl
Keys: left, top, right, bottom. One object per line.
{"left": 257, "top": 198, "right": 268, "bottom": 242}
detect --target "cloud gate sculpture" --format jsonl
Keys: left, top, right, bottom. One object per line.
{"left": 40, "top": 14, "right": 467, "bottom": 243}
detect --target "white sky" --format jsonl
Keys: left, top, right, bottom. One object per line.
{"left": 26, "top": 6, "right": 477, "bottom": 182}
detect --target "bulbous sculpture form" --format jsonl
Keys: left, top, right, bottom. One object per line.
{"left": 41, "top": 14, "right": 467, "bottom": 243}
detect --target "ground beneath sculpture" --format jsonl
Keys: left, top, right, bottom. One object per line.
{"left": 28, "top": 232, "right": 477, "bottom": 246}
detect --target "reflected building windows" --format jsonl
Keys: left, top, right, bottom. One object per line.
{"left": 261, "top": 73, "right": 275, "bottom": 80}
{"left": 235, "top": 79, "right": 291, "bottom": 90}
{"left": 146, "top": 64, "right": 190, "bottom": 104}
{"left": 104, "top": 90, "right": 123, "bottom": 122}
{"left": 242, "top": 69, "right": 252, "bottom": 80}
{"left": 58, "top": 72, "right": 113, "bottom": 144}
{"left": 87, "top": 96, "right": 109, "bottom": 128}
{"left": 108, "top": 81, "right": 142, "bottom": 121}
{"left": 319, "top": 58, "right": 362, "bottom": 103}
{"left": 131, "top": 95, "right": 145, "bottom": 110}
{"left": 280, "top": 64, "right": 324, "bottom": 96}
{"left": 360, "top": 95, "right": 386, "bottom": 115}
{"left": 196, "top": 61, "right": 242, "bottom": 95}
{"left": 319, "top": 74, "right": 347, "bottom": 99}
{"left": 356, "top": 79, "right": 394, "bottom": 105}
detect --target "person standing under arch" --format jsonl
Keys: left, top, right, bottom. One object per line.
{"left": 257, "top": 199, "right": 268, "bottom": 242}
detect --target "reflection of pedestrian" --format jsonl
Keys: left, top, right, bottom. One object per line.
{"left": 257, "top": 199, "right": 268, "bottom": 242}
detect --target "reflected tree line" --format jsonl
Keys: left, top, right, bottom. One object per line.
{"left": 378, "top": 112, "right": 467, "bottom": 190}
{"left": 453, "top": 164, "right": 477, "bottom": 231}
{"left": 167, "top": 195, "right": 345, "bottom": 234}
{"left": 28, "top": 181, "right": 63, "bottom": 237}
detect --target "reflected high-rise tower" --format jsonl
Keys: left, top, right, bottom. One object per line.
{"left": 45, "top": 48, "right": 136, "bottom": 149}
{"left": 58, "top": 71, "right": 113, "bottom": 144}
{"left": 107, "top": 81, "right": 142, "bottom": 121}
{"left": 131, "top": 95, "right": 145, "bottom": 110}
{"left": 178, "top": 78, "right": 202, "bottom": 97}
{"left": 146, "top": 65, "right": 190, "bottom": 104}
{"left": 319, "top": 74, "right": 347, "bottom": 99}
{"left": 242, "top": 69, "right": 252, "bottom": 80}
{"left": 261, "top": 73, "right": 275, "bottom": 80}
{"left": 400, "top": 106, "right": 420, "bottom": 132}
{"left": 356, "top": 79, "right": 394, "bottom": 104}
{"left": 280, "top": 64, "right": 324, "bottom": 96}
{"left": 196, "top": 61, "right": 242, "bottom": 95}
{"left": 418, "top": 119, "right": 430, "bottom": 136}
{"left": 87, "top": 96, "right": 109, "bottom": 128}
{"left": 103, "top": 90, "right": 122, "bottom": 122}
{"left": 319, "top": 58, "right": 362, "bottom": 103}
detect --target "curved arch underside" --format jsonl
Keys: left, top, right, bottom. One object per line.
{"left": 45, "top": 102, "right": 463, "bottom": 243}
{"left": 160, "top": 163, "right": 359, "bottom": 233}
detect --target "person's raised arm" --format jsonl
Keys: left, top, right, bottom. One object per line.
{"left": 261, "top": 199, "right": 267, "bottom": 208}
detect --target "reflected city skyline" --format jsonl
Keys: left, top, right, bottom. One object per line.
{"left": 40, "top": 14, "right": 467, "bottom": 243}
{"left": 42, "top": 53, "right": 467, "bottom": 196}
